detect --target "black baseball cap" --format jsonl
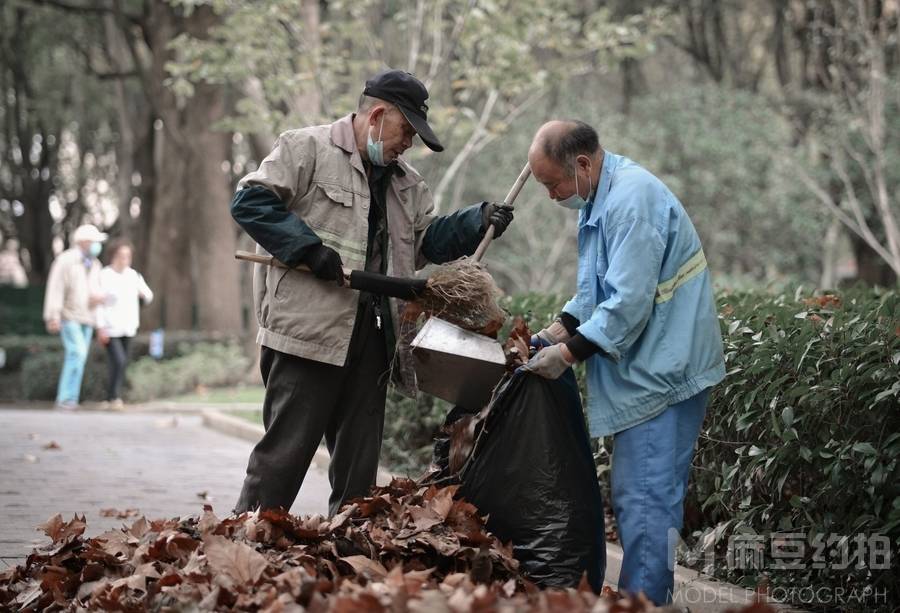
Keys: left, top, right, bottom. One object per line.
{"left": 363, "top": 69, "right": 444, "bottom": 152}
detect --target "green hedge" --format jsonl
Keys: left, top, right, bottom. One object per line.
{"left": 16, "top": 340, "right": 251, "bottom": 403}
{"left": 124, "top": 343, "right": 251, "bottom": 402}
{"left": 691, "top": 288, "right": 900, "bottom": 610}
{"left": 0, "top": 335, "right": 60, "bottom": 371}
{"left": 0, "top": 285, "right": 46, "bottom": 335}
{"left": 20, "top": 346, "right": 109, "bottom": 401}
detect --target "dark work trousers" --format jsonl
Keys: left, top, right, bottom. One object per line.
{"left": 105, "top": 336, "right": 131, "bottom": 401}
{"left": 235, "top": 299, "right": 389, "bottom": 517}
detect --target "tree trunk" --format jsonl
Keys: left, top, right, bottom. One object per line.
{"left": 143, "top": 121, "right": 195, "bottom": 330}
{"left": 186, "top": 77, "right": 241, "bottom": 333}
{"left": 140, "top": 3, "right": 241, "bottom": 333}
{"left": 852, "top": 235, "right": 897, "bottom": 286}
{"left": 104, "top": 14, "right": 138, "bottom": 242}
{"left": 819, "top": 219, "right": 840, "bottom": 289}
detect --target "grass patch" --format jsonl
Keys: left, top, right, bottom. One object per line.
{"left": 168, "top": 385, "right": 264, "bottom": 404}
{"left": 228, "top": 409, "right": 263, "bottom": 425}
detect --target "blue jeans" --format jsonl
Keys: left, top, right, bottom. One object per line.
{"left": 57, "top": 320, "right": 93, "bottom": 404}
{"left": 610, "top": 388, "right": 710, "bottom": 605}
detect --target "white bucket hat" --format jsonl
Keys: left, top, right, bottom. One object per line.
{"left": 72, "top": 224, "right": 108, "bottom": 243}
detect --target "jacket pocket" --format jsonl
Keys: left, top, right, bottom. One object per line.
{"left": 318, "top": 182, "right": 354, "bottom": 207}
{"left": 271, "top": 267, "right": 292, "bottom": 301}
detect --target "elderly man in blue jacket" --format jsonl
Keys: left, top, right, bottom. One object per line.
{"left": 524, "top": 120, "right": 726, "bottom": 605}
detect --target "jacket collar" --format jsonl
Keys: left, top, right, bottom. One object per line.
{"left": 583, "top": 150, "right": 619, "bottom": 227}
{"left": 330, "top": 114, "right": 424, "bottom": 189}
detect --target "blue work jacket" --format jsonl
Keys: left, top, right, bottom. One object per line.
{"left": 562, "top": 151, "right": 725, "bottom": 437}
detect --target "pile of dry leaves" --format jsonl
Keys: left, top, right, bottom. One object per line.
{"left": 0, "top": 478, "right": 774, "bottom": 612}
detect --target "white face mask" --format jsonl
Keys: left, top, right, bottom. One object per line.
{"left": 555, "top": 161, "right": 593, "bottom": 210}
{"left": 366, "top": 115, "right": 386, "bottom": 166}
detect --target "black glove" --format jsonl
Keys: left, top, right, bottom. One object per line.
{"left": 303, "top": 244, "right": 345, "bottom": 286}
{"left": 481, "top": 202, "right": 514, "bottom": 238}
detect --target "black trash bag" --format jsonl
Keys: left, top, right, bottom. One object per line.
{"left": 430, "top": 368, "right": 606, "bottom": 591}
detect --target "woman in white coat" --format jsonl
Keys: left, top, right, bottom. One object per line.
{"left": 97, "top": 241, "right": 153, "bottom": 408}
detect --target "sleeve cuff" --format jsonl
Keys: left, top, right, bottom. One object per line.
{"left": 565, "top": 333, "right": 603, "bottom": 361}
{"left": 559, "top": 312, "right": 581, "bottom": 337}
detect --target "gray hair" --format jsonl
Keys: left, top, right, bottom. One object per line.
{"left": 357, "top": 94, "right": 394, "bottom": 114}
{"left": 541, "top": 120, "right": 602, "bottom": 176}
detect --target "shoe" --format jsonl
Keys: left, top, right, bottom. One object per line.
{"left": 110, "top": 398, "right": 125, "bottom": 411}
{"left": 54, "top": 401, "right": 79, "bottom": 411}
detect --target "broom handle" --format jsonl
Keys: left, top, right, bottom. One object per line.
{"left": 234, "top": 251, "right": 352, "bottom": 281}
{"left": 472, "top": 162, "right": 531, "bottom": 262}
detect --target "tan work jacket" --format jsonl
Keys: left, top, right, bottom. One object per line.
{"left": 43, "top": 247, "right": 102, "bottom": 327}
{"left": 238, "top": 115, "right": 437, "bottom": 395}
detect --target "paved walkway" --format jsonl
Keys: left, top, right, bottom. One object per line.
{"left": 0, "top": 407, "right": 330, "bottom": 567}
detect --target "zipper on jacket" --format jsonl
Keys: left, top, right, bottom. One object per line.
{"left": 373, "top": 297, "right": 383, "bottom": 330}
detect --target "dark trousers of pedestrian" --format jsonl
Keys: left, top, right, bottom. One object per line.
{"left": 106, "top": 336, "right": 131, "bottom": 401}
{"left": 235, "top": 301, "right": 389, "bottom": 517}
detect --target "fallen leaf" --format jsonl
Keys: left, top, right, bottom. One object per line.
{"left": 42, "top": 441, "right": 61, "bottom": 450}
{"left": 203, "top": 534, "right": 268, "bottom": 584}
{"left": 338, "top": 555, "right": 388, "bottom": 578}
{"left": 100, "top": 508, "right": 140, "bottom": 519}
{"left": 39, "top": 514, "right": 86, "bottom": 543}
{"left": 197, "top": 504, "right": 220, "bottom": 535}
{"left": 326, "top": 504, "right": 358, "bottom": 532}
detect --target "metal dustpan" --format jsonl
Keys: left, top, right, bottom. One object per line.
{"left": 410, "top": 317, "right": 507, "bottom": 410}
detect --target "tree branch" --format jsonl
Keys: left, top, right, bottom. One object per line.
{"left": 791, "top": 156, "right": 896, "bottom": 272}
{"left": 406, "top": 0, "right": 425, "bottom": 73}
{"left": 25, "top": 0, "right": 141, "bottom": 25}
{"left": 432, "top": 88, "right": 498, "bottom": 213}
{"left": 424, "top": 0, "right": 475, "bottom": 90}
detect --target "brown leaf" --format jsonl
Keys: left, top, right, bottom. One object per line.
{"left": 99, "top": 508, "right": 140, "bottom": 519}
{"left": 197, "top": 505, "right": 220, "bottom": 535}
{"left": 91, "top": 530, "right": 132, "bottom": 559}
{"left": 126, "top": 517, "right": 151, "bottom": 540}
{"left": 357, "top": 495, "right": 391, "bottom": 518}
{"left": 42, "top": 441, "right": 61, "bottom": 450}
{"left": 416, "top": 531, "right": 461, "bottom": 557}
{"left": 448, "top": 415, "right": 477, "bottom": 473}
{"left": 326, "top": 504, "right": 358, "bottom": 532}
{"left": 407, "top": 507, "right": 443, "bottom": 532}
{"left": 331, "top": 593, "right": 385, "bottom": 613}
{"left": 338, "top": 555, "right": 388, "bottom": 579}
{"left": 203, "top": 534, "right": 268, "bottom": 584}
{"left": 39, "top": 514, "right": 86, "bottom": 543}
{"left": 424, "top": 485, "right": 456, "bottom": 520}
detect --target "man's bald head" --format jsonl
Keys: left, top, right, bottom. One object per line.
{"left": 529, "top": 120, "right": 602, "bottom": 177}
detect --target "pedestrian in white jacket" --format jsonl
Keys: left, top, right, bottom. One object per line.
{"left": 96, "top": 241, "right": 153, "bottom": 408}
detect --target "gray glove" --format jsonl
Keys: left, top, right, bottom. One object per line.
{"left": 531, "top": 319, "right": 571, "bottom": 347}
{"left": 523, "top": 343, "right": 576, "bottom": 380}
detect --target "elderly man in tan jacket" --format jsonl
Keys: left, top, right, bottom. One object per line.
{"left": 43, "top": 224, "right": 107, "bottom": 409}
{"left": 230, "top": 69, "right": 515, "bottom": 517}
